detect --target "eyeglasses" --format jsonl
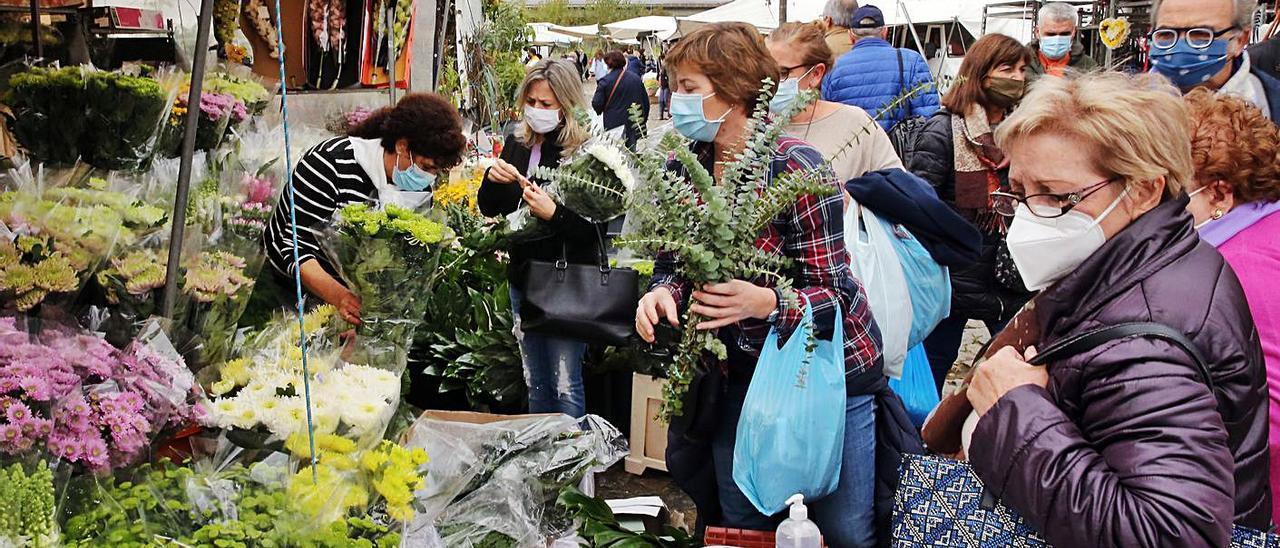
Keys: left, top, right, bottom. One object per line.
{"left": 1149, "top": 26, "right": 1239, "bottom": 50}
{"left": 990, "top": 178, "right": 1116, "bottom": 219}
{"left": 778, "top": 64, "right": 814, "bottom": 79}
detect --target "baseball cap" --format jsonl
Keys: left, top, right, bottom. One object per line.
{"left": 851, "top": 5, "right": 885, "bottom": 29}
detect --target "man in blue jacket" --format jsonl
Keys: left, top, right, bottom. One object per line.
{"left": 822, "top": 4, "right": 940, "bottom": 131}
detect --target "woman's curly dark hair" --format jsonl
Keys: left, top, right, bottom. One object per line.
{"left": 348, "top": 93, "right": 466, "bottom": 169}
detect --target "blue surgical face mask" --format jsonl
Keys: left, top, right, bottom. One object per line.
{"left": 1149, "top": 37, "right": 1233, "bottom": 90}
{"left": 1039, "top": 35, "right": 1072, "bottom": 60}
{"left": 769, "top": 65, "right": 819, "bottom": 114}
{"left": 392, "top": 152, "right": 436, "bottom": 191}
{"left": 671, "top": 91, "right": 729, "bottom": 142}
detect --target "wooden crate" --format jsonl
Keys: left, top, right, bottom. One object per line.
{"left": 624, "top": 373, "right": 669, "bottom": 475}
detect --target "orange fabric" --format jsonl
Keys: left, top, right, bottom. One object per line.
{"left": 1039, "top": 51, "right": 1070, "bottom": 77}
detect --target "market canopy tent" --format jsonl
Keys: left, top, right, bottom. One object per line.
{"left": 676, "top": 0, "right": 779, "bottom": 35}
{"left": 548, "top": 23, "right": 602, "bottom": 39}
{"left": 785, "top": 0, "right": 1032, "bottom": 42}
{"left": 604, "top": 15, "right": 678, "bottom": 41}
{"left": 528, "top": 22, "right": 582, "bottom": 45}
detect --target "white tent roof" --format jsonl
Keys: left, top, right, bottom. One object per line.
{"left": 677, "top": 0, "right": 779, "bottom": 35}
{"left": 548, "top": 24, "right": 601, "bottom": 39}
{"left": 785, "top": 0, "right": 1032, "bottom": 43}
{"left": 605, "top": 15, "right": 679, "bottom": 41}
{"left": 528, "top": 22, "right": 581, "bottom": 45}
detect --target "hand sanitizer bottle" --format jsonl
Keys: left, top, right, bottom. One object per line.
{"left": 776, "top": 494, "right": 822, "bottom": 548}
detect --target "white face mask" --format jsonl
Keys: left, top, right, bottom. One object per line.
{"left": 524, "top": 106, "right": 562, "bottom": 134}
{"left": 1187, "top": 185, "right": 1213, "bottom": 229}
{"left": 1005, "top": 186, "right": 1129, "bottom": 291}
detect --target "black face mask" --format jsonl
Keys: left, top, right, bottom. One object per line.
{"left": 984, "top": 77, "right": 1027, "bottom": 110}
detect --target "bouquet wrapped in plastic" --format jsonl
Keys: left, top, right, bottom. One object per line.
{"left": 322, "top": 203, "right": 454, "bottom": 369}
{"left": 402, "top": 413, "right": 627, "bottom": 547}
{"left": 203, "top": 306, "right": 402, "bottom": 448}
{"left": 506, "top": 129, "right": 635, "bottom": 241}
{"left": 6, "top": 66, "right": 87, "bottom": 165}
{"left": 0, "top": 317, "right": 202, "bottom": 471}
{"left": 1, "top": 165, "right": 168, "bottom": 313}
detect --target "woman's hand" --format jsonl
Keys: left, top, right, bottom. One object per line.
{"left": 690, "top": 281, "right": 777, "bottom": 330}
{"left": 486, "top": 159, "right": 525, "bottom": 184}
{"left": 968, "top": 346, "right": 1048, "bottom": 416}
{"left": 636, "top": 287, "right": 679, "bottom": 343}
{"left": 522, "top": 180, "right": 558, "bottom": 221}
{"left": 336, "top": 289, "right": 362, "bottom": 325}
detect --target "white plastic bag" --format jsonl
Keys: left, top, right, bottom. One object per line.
{"left": 845, "top": 202, "right": 912, "bottom": 378}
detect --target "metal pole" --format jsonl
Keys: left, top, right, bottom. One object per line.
{"left": 161, "top": 0, "right": 215, "bottom": 319}
{"left": 387, "top": 0, "right": 397, "bottom": 104}
{"left": 779, "top": 0, "right": 786, "bottom": 24}
{"left": 29, "top": 0, "right": 42, "bottom": 59}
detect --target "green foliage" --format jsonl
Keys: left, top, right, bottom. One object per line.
{"left": 458, "top": 0, "right": 531, "bottom": 131}
{"left": 0, "top": 461, "right": 57, "bottom": 547}
{"left": 413, "top": 203, "right": 525, "bottom": 408}
{"left": 615, "top": 84, "right": 837, "bottom": 420}
{"left": 523, "top": 0, "right": 660, "bottom": 27}
{"left": 557, "top": 487, "right": 696, "bottom": 548}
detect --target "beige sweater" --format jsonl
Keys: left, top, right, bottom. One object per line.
{"left": 785, "top": 103, "right": 904, "bottom": 182}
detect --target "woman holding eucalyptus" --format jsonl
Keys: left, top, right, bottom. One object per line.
{"left": 633, "top": 22, "right": 883, "bottom": 546}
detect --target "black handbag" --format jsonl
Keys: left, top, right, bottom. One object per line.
{"left": 516, "top": 234, "right": 638, "bottom": 346}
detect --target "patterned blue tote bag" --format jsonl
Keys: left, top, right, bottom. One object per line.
{"left": 891, "top": 454, "right": 1277, "bottom": 547}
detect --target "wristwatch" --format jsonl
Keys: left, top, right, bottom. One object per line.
{"left": 765, "top": 288, "right": 782, "bottom": 324}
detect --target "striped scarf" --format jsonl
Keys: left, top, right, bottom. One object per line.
{"left": 951, "top": 106, "right": 1008, "bottom": 233}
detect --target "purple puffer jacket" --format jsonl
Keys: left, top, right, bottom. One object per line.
{"left": 969, "top": 197, "right": 1272, "bottom": 547}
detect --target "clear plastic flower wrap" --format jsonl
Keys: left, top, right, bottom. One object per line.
{"left": 201, "top": 305, "right": 404, "bottom": 451}
{"left": 402, "top": 412, "right": 628, "bottom": 546}
{"left": 0, "top": 316, "right": 203, "bottom": 471}
{"left": 320, "top": 203, "right": 456, "bottom": 371}
{"left": 0, "top": 162, "right": 168, "bottom": 314}
{"left": 80, "top": 66, "right": 184, "bottom": 170}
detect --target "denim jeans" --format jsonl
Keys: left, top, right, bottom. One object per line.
{"left": 922, "top": 315, "right": 1009, "bottom": 396}
{"left": 508, "top": 286, "right": 589, "bottom": 417}
{"left": 703, "top": 383, "right": 877, "bottom": 547}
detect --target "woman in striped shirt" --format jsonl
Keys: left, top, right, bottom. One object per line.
{"left": 263, "top": 93, "right": 466, "bottom": 325}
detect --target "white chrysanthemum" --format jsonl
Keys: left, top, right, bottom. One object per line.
{"left": 587, "top": 143, "right": 635, "bottom": 191}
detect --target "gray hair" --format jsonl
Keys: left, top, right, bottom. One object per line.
{"left": 1152, "top": 0, "right": 1258, "bottom": 28}
{"left": 1038, "top": 2, "right": 1078, "bottom": 27}
{"left": 823, "top": 0, "right": 860, "bottom": 28}
{"left": 852, "top": 27, "right": 883, "bottom": 38}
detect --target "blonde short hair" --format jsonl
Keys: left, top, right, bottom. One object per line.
{"left": 517, "top": 59, "right": 589, "bottom": 157}
{"left": 994, "top": 71, "right": 1193, "bottom": 196}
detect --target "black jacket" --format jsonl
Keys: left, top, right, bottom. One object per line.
{"left": 478, "top": 130, "right": 607, "bottom": 282}
{"left": 1249, "top": 38, "right": 1280, "bottom": 81}
{"left": 592, "top": 68, "right": 650, "bottom": 148}
{"left": 844, "top": 168, "right": 981, "bottom": 268}
{"left": 905, "top": 111, "right": 1032, "bottom": 322}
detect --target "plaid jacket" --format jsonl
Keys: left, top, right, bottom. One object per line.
{"left": 650, "top": 137, "right": 883, "bottom": 381}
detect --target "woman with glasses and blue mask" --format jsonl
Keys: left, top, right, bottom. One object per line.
{"left": 263, "top": 93, "right": 465, "bottom": 326}
{"left": 478, "top": 59, "right": 600, "bottom": 418}
{"left": 1148, "top": 0, "right": 1280, "bottom": 121}
{"left": 764, "top": 22, "right": 902, "bottom": 186}
{"left": 958, "top": 71, "right": 1270, "bottom": 547}
{"left": 634, "top": 22, "right": 884, "bottom": 546}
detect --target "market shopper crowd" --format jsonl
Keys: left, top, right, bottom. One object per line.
{"left": 260, "top": 0, "right": 1280, "bottom": 545}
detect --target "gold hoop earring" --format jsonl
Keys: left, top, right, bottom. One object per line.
{"left": 1212, "top": 208, "right": 1225, "bottom": 220}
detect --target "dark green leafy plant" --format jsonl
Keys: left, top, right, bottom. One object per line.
{"left": 557, "top": 487, "right": 696, "bottom": 548}
{"left": 413, "top": 203, "right": 524, "bottom": 407}
{"left": 7, "top": 66, "right": 86, "bottom": 165}
{"left": 81, "top": 70, "right": 176, "bottom": 170}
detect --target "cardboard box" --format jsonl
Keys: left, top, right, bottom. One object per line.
{"left": 243, "top": 0, "right": 306, "bottom": 88}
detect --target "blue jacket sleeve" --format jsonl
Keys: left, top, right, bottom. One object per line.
{"left": 908, "top": 53, "right": 941, "bottom": 118}
{"left": 592, "top": 74, "right": 609, "bottom": 114}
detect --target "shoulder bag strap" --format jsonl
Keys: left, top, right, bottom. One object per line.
{"left": 604, "top": 71, "right": 625, "bottom": 111}
{"left": 1027, "top": 322, "right": 1213, "bottom": 392}
{"left": 896, "top": 49, "right": 911, "bottom": 120}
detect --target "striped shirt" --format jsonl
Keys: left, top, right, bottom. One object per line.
{"left": 264, "top": 136, "right": 377, "bottom": 277}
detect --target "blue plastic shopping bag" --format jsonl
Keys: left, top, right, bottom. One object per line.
{"left": 732, "top": 295, "right": 846, "bottom": 515}
{"left": 888, "top": 344, "right": 940, "bottom": 429}
{"left": 885, "top": 223, "right": 951, "bottom": 349}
